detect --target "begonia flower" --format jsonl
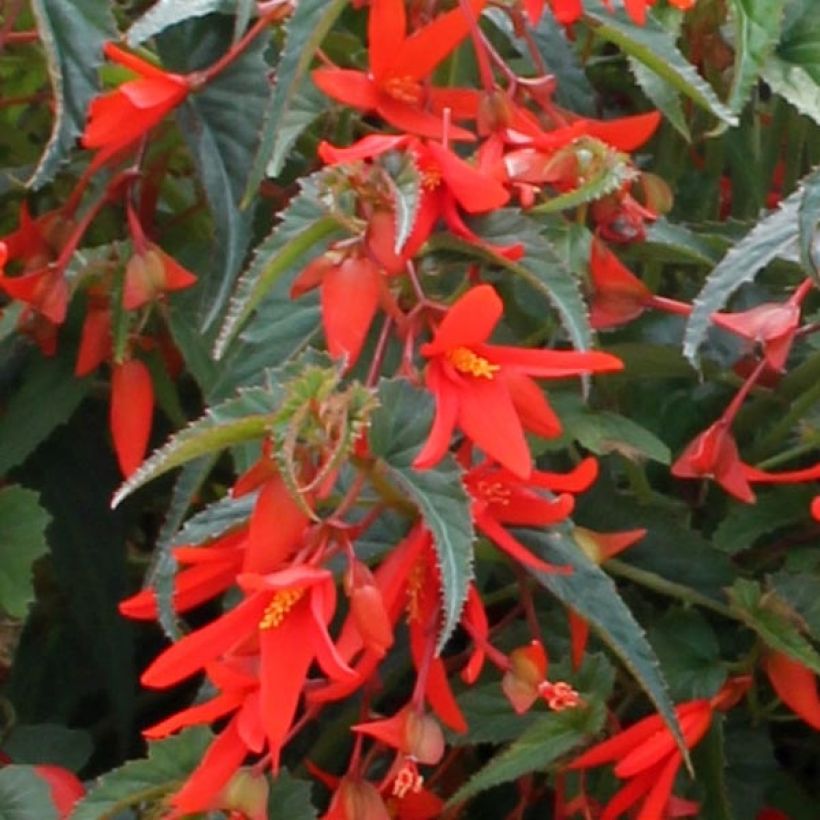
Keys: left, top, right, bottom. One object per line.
{"left": 762, "top": 650, "right": 820, "bottom": 730}
{"left": 110, "top": 357, "right": 154, "bottom": 478}
{"left": 414, "top": 284, "right": 623, "bottom": 478}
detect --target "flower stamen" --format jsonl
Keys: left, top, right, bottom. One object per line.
{"left": 259, "top": 588, "right": 305, "bottom": 630}
{"left": 448, "top": 346, "right": 499, "bottom": 379}
{"left": 382, "top": 74, "right": 423, "bottom": 104}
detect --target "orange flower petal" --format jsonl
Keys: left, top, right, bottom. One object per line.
{"left": 110, "top": 358, "right": 154, "bottom": 478}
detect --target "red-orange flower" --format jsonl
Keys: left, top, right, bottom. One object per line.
{"left": 414, "top": 284, "right": 623, "bottom": 478}
{"left": 312, "top": 0, "right": 486, "bottom": 140}
{"left": 82, "top": 43, "right": 191, "bottom": 162}
{"left": 566, "top": 678, "right": 751, "bottom": 820}
{"left": 761, "top": 650, "right": 820, "bottom": 731}
{"left": 110, "top": 357, "right": 154, "bottom": 478}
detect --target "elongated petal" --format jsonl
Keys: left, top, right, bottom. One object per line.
{"left": 368, "top": 0, "right": 407, "bottom": 79}
{"left": 461, "top": 584, "right": 488, "bottom": 683}
{"left": 529, "top": 456, "right": 599, "bottom": 492}
{"left": 600, "top": 766, "right": 658, "bottom": 820}
{"left": 312, "top": 68, "right": 379, "bottom": 110}
{"left": 318, "top": 134, "right": 410, "bottom": 166}
{"left": 376, "top": 96, "right": 475, "bottom": 141}
{"left": 321, "top": 255, "right": 381, "bottom": 366}
{"left": 457, "top": 376, "right": 532, "bottom": 478}
{"left": 428, "top": 86, "right": 482, "bottom": 119}
{"left": 495, "top": 491, "right": 574, "bottom": 526}
{"left": 413, "top": 362, "right": 460, "bottom": 470}
{"left": 352, "top": 707, "right": 409, "bottom": 752}
{"left": 75, "top": 306, "right": 111, "bottom": 376}
{"left": 141, "top": 593, "right": 269, "bottom": 687}
{"left": 582, "top": 111, "right": 662, "bottom": 152}
{"left": 440, "top": 193, "right": 524, "bottom": 258}
{"left": 110, "top": 359, "right": 153, "bottom": 478}
{"left": 425, "top": 141, "right": 509, "bottom": 213}
{"left": 103, "top": 42, "right": 176, "bottom": 81}
{"left": 763, "top": 651, "right": 820, "bottom": 730}
{"left": 568, "top": 609, "right": 589, "bottom": 671}
{"left": 309, "top": 582, "right": 358, "bottom": 683}
{"left": 143, "top": 690, "right": 244, "bottom": 739}
{"left": 567, "top": 713, "right": 668, "bottom": 770}
{"left": 477, "top": 513, "right": 571, "bottom": 573}
{"left": 635, "top": 752, "right": 684, "bottom": 820}
{"left": 486, "top": 345, "right": 624, "bottom": 376}
{"left": 170, "top": 717, "right": 248, "bottom": 816}
{"left": 744, "top": 460, "right": 820, "bottom": 486}
{"left": 505, "top": 372, "right": 562, "bottom": 439}
{"left": 422, "top": 284, "right": 502, "bottom": 355}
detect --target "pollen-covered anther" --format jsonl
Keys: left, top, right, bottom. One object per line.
{"left": 420, "top": 165, "right": 442, "bottom": 190}
{"left": 392, "top": 762, "right": 423, "bottom": 799}
{"left": 476, "top": 480, "right": 511, "bottom": 505}
{"left": 539, "top": 680, "right": 581, "bottom": 711}
{"left": 448, "top": 346, "right": 499, "bottom": 379}
{"left": 259, "top": 587, "right": 306, "bottom": 630}
{"left": 406, "top": 560, "right": 425, "bottom": 623}
{"left": 382, "top": 74, "right": 423, "bottom": 104}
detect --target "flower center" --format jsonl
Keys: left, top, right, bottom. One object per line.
{"left": 259, "top": 588, "right": 305, "bottom": 630}
{"left": 406, "top": 560, "right": 425, "bottom": 623}
{"left": 539, "top": 680, "right": 581, "bottom": 711}
{"left": 448, "top": 346, "right": 499, "bottom": 379}
{"left": 419, "top": 162, "right": 442, "bottom": 190}
{"left": 392, "top": 761, "right": 423, "bottom": 799}
{"left": 382, "top": 74, "right": 423, "bottom": 104}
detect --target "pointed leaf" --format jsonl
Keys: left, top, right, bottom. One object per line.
{"left": 244, "top": 0, "right": 348, "bottom": 195}
{"left": 70, "top": 728, "right": 212, "bottom": 820}
{"left": 369, "top": 379, "right": 475, "bottom": 653}
{"left": 214, "top": 172, "right": 344, "bottom": 359}
{"left": 112, "top": 385, "right": 281, "bottom": 507}
{"left": 265, "top": 770, "right": 318, "bottom": 820}
{"left": 762, "top": 57, "right": 820, "bottom": 124}
{"left": 583, "top": 1, "right": 737, "bottom": 126}
{"left": 128, "top": 0, "right": 237, "bottom": 45}
{"left": 769, "top": 570, "right": 820, "bottom": 642}
{"left": 0, "top": 766, "right": 58, "bottom": 820}
{"left": 0, "top": 487, "right": 50, "bottom": 618}
{"left": 628, "top": 57, "right": 690, "bottom": 140}
{"left": 683, "top": 186, "right": 802, "bottom": 365}
{"left": 28, "top": 0, "right": 116, "bottom": 188}
{"left": 798, "top": 166, "right": 820, "bottom": 281}
{"left": 382, "top": 151, "right": 422, "bottom": 253}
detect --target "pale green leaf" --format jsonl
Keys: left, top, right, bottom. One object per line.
{"left": 128, "top": 0, "right": 237, "bottom": 45}
{"left": 0, "top": 766, "right": 57, "bottom": 820}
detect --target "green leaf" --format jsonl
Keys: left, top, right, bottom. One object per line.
{"left": 628, "top": 57, "right": 690, "bottom": 140}
{"left": 71, "top": 728, "right": 212, "bottom": 820}
{"left": 682, "top": 188, "right": 802, "bottom": 365}
{"left": 552, "top": 393, "right": 671, "bottom": 464}
{"left": 448, "top": 701, "right": 605, "bottom": 805}
{"left": 643, "top": 218, "right": 725, "bottom": 266}
{"left": 243, "top": 0, "right": 348, "bottom": 196}
{"left": 728, "top": 578, "right": 820, "bottom": 673}
{"left": 266, "top": 770, "right": 318, "bottom": 820}
{"left": 518, "top": 527, "right": 685, "bottom": 754}
{"left": 726, "top": 0, "right": 788, "bottom": 113}
{"left": 692, "top": 718, "right": 735, "bottom": 820}
{"left": 0, "top": 766, "right": 58, "bottom": 820}
{"left": 112, "top": 384, "right": 281, "bottom": 507}
{"left": 369, "top": 379, "right": 474, "bottom": 653}
{"left": 128, "top": 0, "right": 237, "bottom": 45}
{"left": 382, "top": 151, "right": 422, "bottom": 253}
{"left": 798, "top": 166, "right": 820, "bottom": 280}
{"left": 28, "top": 0, "right": 115, "bottom": 188}
{"left": 0, "top": 347, "right": 90, "bottom": 476}
{"left": 453, "top": 684, "right": 539, "bottom": 746}
{"left": 2, "top": 724, "right": 93, "bottom": 771}
{"left": 214, "top": 172, "right": 344, "bottom": 359}
{"left": 583, "top": 2, "right": 737, "bottom": 126}
{"left": 648, "top": 609, "right": 727, "bottom": 700}
{"left": 768, "top": 569, "right": 820, "bottom": 641}
{"left": 160, "top": 18, "right": 269, "bottom": 328}
{"left": 0, "top": 486, "right": 50, "bottom": 618}
{"left": 713, "top": 487, "right": 816, "bottom": 554}
{"left": 762, "top": 56, "right": 820, "bottom": 124}
{"left": 172, "top": 493, "right": 255, "bottom": 547}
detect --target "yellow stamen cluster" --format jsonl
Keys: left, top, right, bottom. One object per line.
{"left": 420, "top": 166, "right": 442, "bottom": 190}
{"left": 476, "top": 479, "right": 511, "bottom": 506}
{"left": 539, "top": 680, "right": 581, "bottom": 711}
{"left": 392, "top": 762, "right": 423, "bottom": 799}
{"left": 259, "top": 587, "right": 305, "bottom": 630}
{"left": 448, "top": 346, "right": 499, "bottom": 379}
{"left": 406, "top": 560, "right": 425, "bottom": 623}
{"left": 383, "top": 74, "right": 422, "bottom": 104}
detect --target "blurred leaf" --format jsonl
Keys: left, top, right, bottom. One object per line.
{"left": 0, "top": 766, "right": 57, "bottom": 820}
{"left": 519, "top": 527, "right": 685, "bottom": 754}
{"left": 713, "top": 487, "right": 816, "bottom": 554}
{"left": 244, "top": 0, "right": 348, "bottom": 193}
{"left": 112, "top": 383, "right": 281, "bottom": 507}
{"left": 266, "top": 769, "right": 318, "bottom": 820}
{"left": 762, "top": 57, "right": 820, "bottom": 123}
{"left": 453, "top": 685, "right": 538, "bottom": 746}
{"left": 28, "top": 0, "right": 115, "bottom": 188}
{"left": 768, "top": 569, "right": 820, "bottom": 640}
{"left": 628, "top": 57, "right": 690, "bottom": 140}
{"left": 160, "top": 18, "right": 269, "bottom": 328}
{"left": 728, "top": 578, "right": 820, "bottom": 672}
{"left": 128, "top": 0, "right": 237, "bottom": 45}
{"left": 798, "top": 165, "right": 820, "bottom": 280}
{"left": 552, "top": 393, "right": 671, "bottom": 464}
{"left": 71, "top": 727, "right": 212, "bottom": 820}
{"left": 692, "top": 718, "right": 734, "bottom": 820}
{"left": 648, "top": 609, "right": 727, "bottom": 700}
{"left": 0, "top": 486, "right": 50, "bottom": 618}
{"left": 2, "top": 724, "right": 92, "bottom": 771}
{"left": 724, "top": 723, "right": 777, "bottom": 819}
{"left": 583, "top": 2, "right": 738, "bottom": 126}
{"left": 172, "top": 493, "right": 255, "bottom": 547}
{"left": 726, "top": 0, "right": 788, "bottom": 113}
{"left": 683, "top": 187, "right": 802, "bottom": 366}
{"left": 215, "top": 172, "right": 344, "bottom": 359}
{"left": 369, "top": 379, "right": 474, "bottom": 653}
{"left": 448, "top": 701, "right": 605, "bottom": 804}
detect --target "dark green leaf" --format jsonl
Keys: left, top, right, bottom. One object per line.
{"left": 448, "top": 701, "right": 605, "bottom": 804}
{"left": 768, "top": 569, "right": 820, "bottom": 641}
{"left": 692, "top": 718, "right": 734, "bottom": 820}
{"left": 519, "top": 527, "right": 685, "bottom": 753}
{"left": 798, "top": 165, "right": 820, "bottom": 280}
{"left": 0, "top": 486, "right": 50, "bottom": 618}
{"left": 160, "top": 18, "right": 269, "bottom": 328}
{"left": 0, "top": 766, "right": 57, "bottom": 820}
{"left": 172, "top": 493, "right": 255, "bottom": 547}
{"left": 762, "top": 57, "right": 820, "bottom": 123}
{"left": 112, "top": 384, "right": 280, "bottom": 507}
{"left": 2, "top": 724, "right": 92, "bottom": 771}
{"left": 28, "top": 0, "right": 115, "bottom": 188}
{"left": 728, "top": 578, "right": 820, "bottom": 672}
{"left": 244, "top": 0, "right": 348, "bottom": 194}
{"left": 128, "top": 0, "right": 237, "bottom": 45}
{"left": 628, "top": 57, "right": 690, "bottom": 140}
{"left": 71, "top": 728, "right": 212, "bottom": 820}
{"left": 453, "top": 684, "right": 539, "bottom": 746}
{"left": 266, "top": 770, "right": 318, "bottom": 820}
{"left": 583, "top": 1, "right": 738, "bottom": 126}
{"left": 683, "top": 188, "right": 802, "bottom": 365}
{"left": 214, "top": 172, "right": 344, "bottom": 359}
{"left": 369, "top": 379, "right": 474, "bottom": 653}
{"left": 727, "top": 0, "right": 788, "bottom": 113}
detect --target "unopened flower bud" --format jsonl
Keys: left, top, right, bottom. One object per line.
{"left": 404, "top": 711, "right": 445, "bottom": 765}
{"left": 217, "top": 768, "right": 269, "bottom": 820}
